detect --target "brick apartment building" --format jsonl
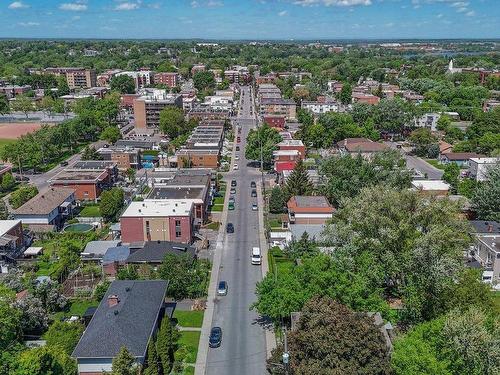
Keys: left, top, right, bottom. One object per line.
{"left": 153, "top": 72, "right": 179, "bottom": 87}
{"left": 259, "top": 98, "right": 297, "bottom": 120}
{"left": 120, "top": 200, "right": 194, "bottom": 244}
{"left": 176, "top": 149, "right": 219, "bottom": 169}
{"left": 49, "top": 168, "right": 111, "bottom": 201}
{"left": 263, "top": 115, "right": 286, "bottom": 129}
{"left": 133, "top": 92, "right": 183, "bottom": 128}
{"left": 43, "top": 68, "right": 97, "bottom": 89}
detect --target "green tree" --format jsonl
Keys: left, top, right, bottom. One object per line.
{"left": 284, "top": 232, "right": 318, "bottom": 260}
{"left": 338, "top": 82, "right": 352, "bottom": 105}
{"left": 16, "top": 346, "right": 76, "bottom": 375}
{"left": 193, "top": 71, "right": 215, "bottom": 91}
{"left": 112, "top": 346, "right": 138, "bottom": 375}
{"left": 442, "top": 163, "right": 460, "bottom": 193}
{"left": 374, "top": 98, "right": 414, "bottom": 134}
{"left": 99, "top": 187, "right": 124, "bottom": 222}
{"left": 10, "top": 94, "right": 33, "bottom": 119}
{"left": 0, "top": 285, "right": 22, "bottom": 352}
{"left": 283, "top": 159, "right": 314, "bottom": 200}
{"left": 1, "top": 172, "right": 16, "bottom": 192}
{"left": 269, "top": 186, "right": 286, "bottom": 214}
{"left": 126, "top": 167, "right": 136, "bottom": 182}
{"left": 0, "top": 94, "right": 10, "bottom": 115}
{"left": 471, "top": 164, "right": 500, "bottom": 222}
{"left": 44, "top": 321, "right": 84, "bottom": 355}
{"left": 144, "top": 339, "right": 162, "bottom": 375}
{"left": 9, "top": 185, "right": 38, "bottom": 209}
{"left": 286, "top": 296, "right": 391, "bottom": 375}
{"left": 0, "top": 199, "right": 8, "bottom": 220}
{"left": 410, "top": 128, "right": 438, "bottom": 158}
{"left": 110, "top": 75, "right": 136, "bottom": 94}
{"left": 156, "top": 318, "right": 180, "bottom": 373}
{"left": 159, "top": 107, "right": 186, "bottom": 139}
{"left": 93, "top": 280, "right": 110, "bottom": 301}
{"left": 81, "top": 145, "right": 102, "bottom": 161}
{"left": 245, "top": 124, "right": 282, "bottom": 167}
{"left": 100, "top": 126, "right": 121, "bottom": 144}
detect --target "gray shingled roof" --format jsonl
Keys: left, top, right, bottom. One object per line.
{"left": 127, "top": 241, "right": 196, "bottom": 264}
{"left": 72, "top": 280, "right": 168, "bottom": 359}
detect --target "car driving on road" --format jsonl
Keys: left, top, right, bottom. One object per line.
{"left": 217, "top": 281, "right": 228, "bottom": 296}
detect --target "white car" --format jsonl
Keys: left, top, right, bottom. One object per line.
{"left": 233, "top": 164, "right": 239, "bottom": 170}
{"left": 234, "top": 155, "right": 240, "bottom": 161}
{"left": 252, "top": 204, "right": 258, "bottom": 211}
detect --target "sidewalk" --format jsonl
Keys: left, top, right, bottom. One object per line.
{"left": 194, "top": 139, "right": 235, "bottom": 375}
{"left": 257, "top": 179, "right": 277, "bottom": 358}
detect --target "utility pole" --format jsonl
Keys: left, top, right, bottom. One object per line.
{"left": 283, "top": 325, "right": 290, "bottom": 375}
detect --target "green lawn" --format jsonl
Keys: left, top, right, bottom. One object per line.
{"left": 268, "top": 219, "right": 282, "bottom": 228}
{"left": 79, "top": 205, "right": 101, "bottom": 217}
{"left": 173, "top": 310, "right": 204, "bottom": 328}
{"left": 268, "top": 247, "right": 294, "bottom": 278}
{"left": 183, "top": 366, "right": 195, "bottom": 375}
{"left": 205, "top": 221, "right": 220, "bottom": 231}
{"left": 67, "top": 299, "right": 99, "bottom": 316}
{"left": 0, "top": 138, "right": 16, "bottom": 154}
{"left": 214, "top": 197, "right": 225, "bottom": 205}
{"left": 493, "top": 292, "right": 500, "bottom": 315}
{"left": 175, "top": 331, "right": 201, "bottom": 364}
{"left": 425, "top": 159, "right": 446, "bottom": 170}
{"left": 211, "top": 205, "right": 223, "bottom": 212}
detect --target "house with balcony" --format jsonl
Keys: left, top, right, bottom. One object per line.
{"left": 286, "top": 196, "right": 335, "bottom": 226}
{"left": 13, "top": 188, "right": 75, "bottom": 232}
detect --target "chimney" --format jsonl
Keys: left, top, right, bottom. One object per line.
{"left": 108, "top": 294, "right": 119, "bottom": 307}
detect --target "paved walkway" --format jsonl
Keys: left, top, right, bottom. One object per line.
{"left": 178, "top": 326, "right": 202, "bottom": 332}
{"left": 194, "top": 140, "right": 235, "bottom": 375}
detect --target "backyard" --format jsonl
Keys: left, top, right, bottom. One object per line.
{"left": 79, "top": 205, "right": 101, "bottom": 217}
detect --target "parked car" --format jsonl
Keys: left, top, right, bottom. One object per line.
{"left": 235, "top": 155, "right": 239, "bottom": 161}
{"left": 230, "top": 188, "right": 236, "bottom": 194}
{"left": 60, "top": 161, "right": 68, "bottom": 167}
{"left": 252, "top": 204, "right": 258, "bottom": 211}
{"left": 237, "top": 137, "right": 241, "bottom": 143}
{"left": 236, "top": 146, "right": 240, "bottom": 151}
{"left": 233, "top": 164, "right": 239, "bottom": 170}
{"left": 209, "top": 327, "right": 222, "bottom": 348}
{"left": 228, "top": 201, "right": 235, "bottom": 210}
{"left": 226, "top": 223, "right": 234, "bottom": 233}
{"left": 250, "top": 181, "right": 256, "bottom": 188}
{"left": 231, "top": 180, "right": 237, "bottom": 187}
{"left": 217, "top": 281, "right": 228, "bottom": 296}
{"left": 251, "top": 189, "right": 257, "bottom": 197}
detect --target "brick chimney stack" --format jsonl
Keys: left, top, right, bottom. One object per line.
{"left": 107, "top": 294, "right": 119, "bottom": 307}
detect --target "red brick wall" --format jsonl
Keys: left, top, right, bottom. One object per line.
{"left": 7, "top": 221, "right": 23, "bottom": 248}
{"left": 120, "top": 217, "right": 145, "bottom": 243}
{"left": 51, "top": 183, "right": 98, "bottom": 201}
{"left": 168, "top": 216, "right": 192, "bottom": 244}
{"left": 279, "top": 145, "right": 306, "bottom": 159}
{"left": 263, "top": 116, "right": 285, "bottom": 129}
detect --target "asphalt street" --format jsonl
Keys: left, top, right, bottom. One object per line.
{"left": 205, "top": 86, "right": 267, "bottom": 375}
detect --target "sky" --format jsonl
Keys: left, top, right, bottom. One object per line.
{"left": 0, "top": 0, "right": 499, "bottom": 40}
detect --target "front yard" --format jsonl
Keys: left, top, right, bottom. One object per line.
{"left": 173, "top": 310, "right": 204, "bottom": 369}
{"left": 174, "top": 310, "right": 204, "bottom": 328}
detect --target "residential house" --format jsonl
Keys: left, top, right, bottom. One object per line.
{"left": 13, "top": 188, "right": 75, "bottom": 231}
{"left": 72, "top": 280, "right": 168, "bottom": 375}
{"left": 439, "top": 152, "right": 485, "bottom": 167}
{"left": 273, "top": 150, "right": 301, "bottom": 173}
{"left": 411, "top": 180, "right": 450, "bottom": 196}
{"left": 98, "top": 147, "right": 142, "bottom": 170}
{"left": 0, "top": 220, "right": 28, "bottom": 261}
{"left": 286, "top": 196, "right": 335, "bottom": 226}
{"left": 277, "top": 139, "right": 306, "bottom": 159}
{"left": 337, "top": 138, "right": 390, "bottom": 159}
{"left": 176, "top": 149, "right": 219, "bottom": 169}
{"left": 469, "top": 158, "right": 500, "bottom": 181}
{"left": 80, "top": 240, "right": 122, "bottom": 262}
{"left": 49, "top": 168, "right": 111, "bottom": 201}
{"left": 259, "top": 98, "right": 297, "bottom": 120}
{"left": 301, "top": 101, "right": 340, "bottom": 115}
{"left": 126, "top": 241, "right": 196, "bottom": 264}
{"left": 470, "top": 225, "right": 500, "bottom": 284}
{"left": 352, "top": 92, "right": 380, "bottom": 105}
{"left": 120, "top": 200, "right": 194, "bottom": 244}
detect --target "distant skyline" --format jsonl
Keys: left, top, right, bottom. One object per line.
{"left": 0, "top": 0, "right": 499, "bottom": 40}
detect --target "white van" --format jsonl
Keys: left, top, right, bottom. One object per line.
{"left": 251, "top": 247, "right": 261, "bottom": 265}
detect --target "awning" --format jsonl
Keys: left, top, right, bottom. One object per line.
{"left": 24, "top": 247, "right": 43, "bottom": 256}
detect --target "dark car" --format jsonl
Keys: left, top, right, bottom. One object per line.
{"left": 237, "top": 137, "right": 241, "bottom": 143}
{"left": 226, "top": 223, "right": 234, "bottom": 233}
{"left": 209, "top": 327, "right": 222, "bottom": 348}
{"left": 60, "top": 161, "right": 69, "bottom": 167}
{"left": 236, "top": 146, "right": 240, "bottom": 151}
{"left": 231, "top": 180, "right": 237, "bottom": 187}
{"left": 250, "top": 181, "right": 256, "bottom": 188}
{"left": 251, "top": 189, "right": 257, "bottom": 197}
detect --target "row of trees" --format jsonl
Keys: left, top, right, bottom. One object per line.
{"left": 0, "top": 93, "right": 121, "bottom": 173}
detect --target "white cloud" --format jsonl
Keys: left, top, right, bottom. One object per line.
{"left": 114, "top": 2, "right": 140, "bottom": 10}
{"left": 451, "top": 2, "right": 468, "bottom": 7}
{"left": 456, "top": 7, "right": 467, "bottom": 12}
{"left": 465, "top": 10, "right": 475, "bottom": 16}
{"left": 278, "top": 10, "right": 288, "bottom": 16}
{"left": 293, "top": 0, "right": 371, "bottom": 6}
{"left": 18, "top": 21, "right": 39, "bottom": 26}
{"left": 8, "top": 1, "right": 29, "bottom": 9}
{"left": 191, "top": 0, "right": 199, "bottom": 7}
{"left": 207, "top": 0, "right": 223, "bottom": 7}
{"left": 59, "top": 3, "right": 88, "bottom": 11}
{"left": 436, "top": 13, "right": 443, "bottom": 18}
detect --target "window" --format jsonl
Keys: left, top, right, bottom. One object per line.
{"left": 175, "top": 220, "right": 181, "bottom": 238}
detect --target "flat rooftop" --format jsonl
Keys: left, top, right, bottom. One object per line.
{"left": 50, "top": 169, "right": 108, "bottom": 183}
{"left": 70, "top": 160, "right": 117, "bottom": 170}
{"left": 147, "top": 186, "right": 205, "bottom": 200}
{"left": 121, "top": 200, "right": 193, "bottom": 218}
{"left": 411, "top": 180, "right": 450, "bottom": 191}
